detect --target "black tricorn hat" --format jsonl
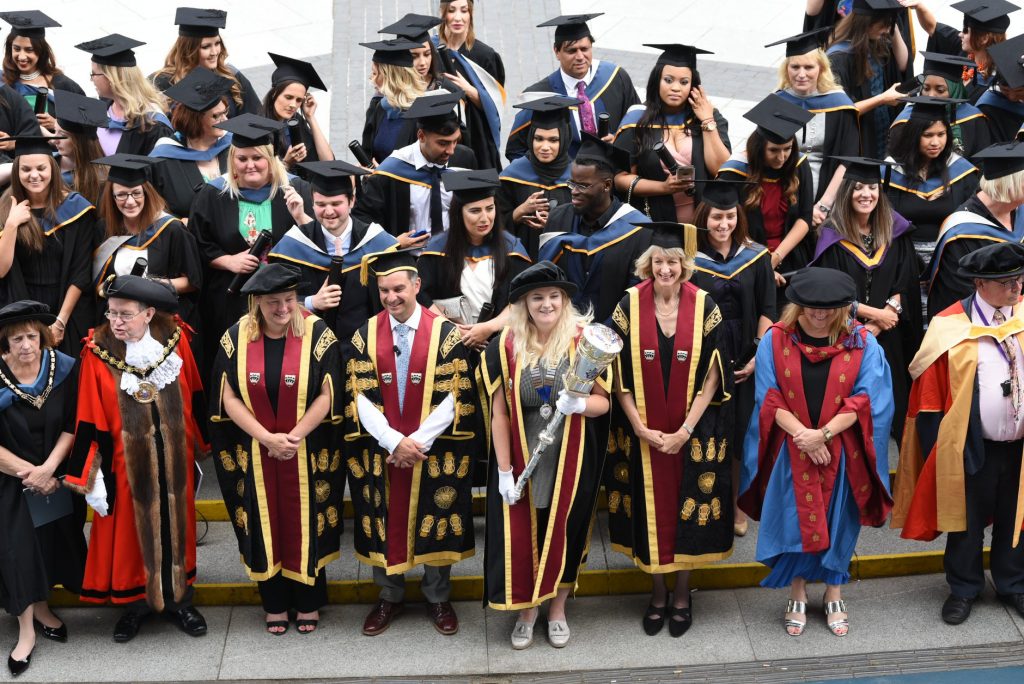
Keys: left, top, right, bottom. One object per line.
{"left": 103, "top": 275, "right": 179, "bottom": 312}
{"left": 240, "top": 263, "right": 303, "bottom": 296}
{"left": 785, "top": 267, "right": 857, "bottom": 308}
{"left": 509, "top": 260, "right": 578, "bottom": 303}
{"left": 957, "top": 241, "right": 1024, "bottom": 279}
{"left": 0, "top": 300, "right": 56, "bottom": 328}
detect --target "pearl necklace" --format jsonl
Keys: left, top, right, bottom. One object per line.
{"left": 20, "top": 70, "right": 41, "bottom": 81}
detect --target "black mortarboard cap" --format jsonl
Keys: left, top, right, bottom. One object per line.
{"left": 513, "top": 95, "right": 580, "bottom": 128}
{"left": 643, "top": 44, "right": 713, "bottom": 69}
{"left": 360, "top": 38, "right": 421, "bottom": 67}
{"left": 640, "top": 221, "right": 703, "bottom": 258}
{"left": 785, "top": 267, "right": 857, "bottom": 308}
{"left": 744, "top": 93, "right": 814, "bottom": 144}
{"left": 953, "top": 0, "right": 1019, "bottom": 32}
{"left": 575, "top": 133, "right": 630, "bottom": 172}
{"left": 163, "top": 66, "right": 233, "bottom": 111}
{"left": 104, "top": 275, "right": 178, "bottom": 312}
{"left": 402, "top": 91, "right": 464, "bottom": 131}
{"left": 359, "top": 248, "right": 419, "bottom": 285}
{"left": 831, "top": 155, "right": 898, "bottom": 184}
{"left": 94, "top": 154, "right": 161, "bottom": 186}
{"left": 9, "top": 136, "right": 57, "bottom": 158}
{"left": 443, "top": 169, "right": 501, "bottom": 203}
{"left": 764, "top": 27, "right": 832, "bottom": 57}
{"left": 972, "top": 141, "right": 1024, "bottom": 178}
{"left": 898, "top": 95, "right": 966, "bottom": 122}
{"left": 508, "top": 260, "right": 577, "bottom": 302}
{"left": 269, "top": 53, "right": 328, "bottom": 91}
{"left": 54, "top": 90, "right": 108, "bottom": 134}
{"left": 174, "top": 7, "right": 227, "bottom": 38}
{"left": 240, "top": 263, "right": 302, "bottom": 296}
{"left": 985, "top": 33, "right": 1024, "bottom": 88}
{"left": 957, "top": 240, "right": 1024, "bottom": 279}
{"left": 852, "top": 0, "right": 902, "bottom": 14}
{"left": 0, "top": 11, "right": 60, "bottom": 38}
{"left": 215, "top": 113, "right": 285, "bottom": 148}
{"left": 75, "top": 34, "right": 145, "bottom": 67}
{"left": 379, "top": 13, "right": 442, "bottom": 44}
{"left": 920, "top": 51, "right": 977, "bottom": 81}
{"left": 298, "top": 160, "right": 369, "bottom": 195}
{"left": 0, "top": 300, "right": 56, "bottom": 328}
{"left": 698, "top": 179, "right": 745, "bottom": 210}
{"left": 537, "top": 14, "right": 603, "bottom": 44}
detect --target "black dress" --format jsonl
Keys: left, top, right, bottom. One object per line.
{"left": 0, "top": 352, "right": 86, "bottom": 616}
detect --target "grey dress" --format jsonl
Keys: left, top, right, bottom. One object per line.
{"left": 518, "top": 357, "right": 570, "bottom": 509}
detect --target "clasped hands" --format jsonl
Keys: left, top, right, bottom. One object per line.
{"left": 387, "top": 436, "right": 428, "bottom": 468}
{"left": 792, "top": 426, "right": 832, "bottom": 466}
{"left": 17, "top": 462, "right": 60, "bottom": 495}
{"left": 264, "top": 432, "right": 302, "bottom": 460}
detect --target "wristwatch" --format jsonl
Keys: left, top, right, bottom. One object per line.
{"left": 885, "top": 297, "right": 903, "bottom": 315}
{"left": 701, "top": 120, "right": 717, "bottom": 132}
{"left": 817, "top": 203, "right": 831, "bottom": 216}
{"left": 821, "top": 426, "right": 834, "bottom": 445}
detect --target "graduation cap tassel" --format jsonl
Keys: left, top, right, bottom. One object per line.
{"left": 683, "top": 223, "right": 698, "bottom": 261}
{"left": 359, "top": 254, "right": 372, "bottom": 287}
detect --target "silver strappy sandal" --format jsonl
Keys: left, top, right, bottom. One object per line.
{"left": 824, "top": 599, "right": 849, "bottom": 637}
{"left": 785, "top": 599, "right": 807, "bottom": 636}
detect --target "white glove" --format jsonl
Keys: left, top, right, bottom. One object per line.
{"left": 555, "top": 390, "right": 587, "bottom": 416}
{"left": 85, "top": 469, "right": 109, "bottom": 517}
{"left": 497, "top": 466, "right": 519, "bottom": 505}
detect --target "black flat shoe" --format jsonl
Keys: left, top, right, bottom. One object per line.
{"left": 168, "top": 606, "right": 208, "bottom": 637}
{"left": 8, "top": 648, "right": 32, "bottom": 678}
{"left": 642, "top": 601, "right": 667, "bottom": 636}
{"left": 113, "top": 611, "right": 147, "bottom": 643}
{"left": 668, "top": 591, "right": 693, "bottom": 638}
{"left": 941, "top": 594, "right": 975, "bottom": 625}
{"left": 34, "top": 618, "right": 68, "bottom": 643}
{"left": 998, "top": 593, "right": 1024, "bottom": 620}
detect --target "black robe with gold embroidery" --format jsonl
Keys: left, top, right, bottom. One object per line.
{"left": 607, "top": 279, "right": 733, "bottom": 572}
{"left": 209, "top": 313, "right": 344, "bottom": 584}
{"left": 343, "top": 306, "right": 481, "bottom": 574}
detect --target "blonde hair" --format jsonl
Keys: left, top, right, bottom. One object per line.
{"left": 979, "top": 168, "right": 1024, "bottom": 203}
{"left": 377, "top": 62, "right": 426, "bottom": 110}
{"left": 508, "top": 290, "right": 592, "bottom": 368}
{"left": 155, "top": 34, "right": 245, "bottom": 109}
{"left": 775, "top": 49, "right": 841, "bottom": 93}
{"left": 633, "top": 244, "right": 695, "bottom": 281}
{"left": 438, "top": 0, "right": 476, "bottom": 50}
{"left": 778, "top": 303, "right": 851, "bottom": 345}
{"left": 100, "top": 63, "right": 168, "bottom": 131}
{"left": 246, "top": 294, "right": 305, "bottom": 342}
{"left": 222, "top": 144, "right": 290, "bottom": 199}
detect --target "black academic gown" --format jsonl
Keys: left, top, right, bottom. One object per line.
{"left": 505, "top": 66, "right": 641, "bottom": 162}
{"left": 115, "top": 116, "right": 174, "bottom": 157}
{"left": 0, "top": 356, "right": 86, "bottom": 616}
{"left": 691, "top": 243, "right": 775, "bottom": 467}
{"left": 350, "top": 145, "right": 478, "bottom": 237}
{"left": 189, "top": 179, "right": 314, "bottom": 375}
{"left": 460, "top": 40, "right": 505, "bottom": 85}
{"left": 615, "top": 109, "right": 732, "bottom": 219}
{"left": 885, "top": 163, "right": 979, "bottom": 244}
{"left": 495, "top": 180, "right": 572, "bottom": 260}
{"left": 814, "top": 225, "right": 918, "bottom": 438}
{"left": 273, "top": 115, "right": 325, "bottom": 180}
{"left": 149, "top": 152, "right": 230, "bottom": 220}
{"left": 926, "top": 25, "right": 993, "bottom": 105}
{"left": 0, "top": 84, "right": 39, "bottom": 164}
{"left": 416, "top": 238, "right": 531, "bottom": 322}
{"left": 828, "top": 48, "right": 902, "bottom": 159}
{"left": 977, "top": 90, "right": 1024, "bottom": 144}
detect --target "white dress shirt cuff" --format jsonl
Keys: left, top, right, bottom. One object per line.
{"left": 356, "top": 393, "right": 405, "bottom": 453}
{"left": 408, "top": 394, "right": 456, "bottom": 449}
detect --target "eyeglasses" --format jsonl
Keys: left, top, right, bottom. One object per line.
{"left": 993, "top": 276, "right": 1024, "bottom": 289}
{"left": 113, "top": 189, "right": 144, "bottom": 203}
{"left": 104, "top": 309, "right": 144, "bottom": 322}
{"left": 566, "top": 179, "right": 598, "bottom": 192}
{"left": 89, "top": 72, "right": 104, "bottom": 79}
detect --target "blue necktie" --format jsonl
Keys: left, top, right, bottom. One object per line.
{"left": 394, "top": 323, "right": 411, "bottom": 412}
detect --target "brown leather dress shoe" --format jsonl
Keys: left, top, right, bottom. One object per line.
{"left": 363, "top": 600, "right": 403, "bottom": 636}
{"left": 427, "top": 601, "right": 459, "bottom": 635}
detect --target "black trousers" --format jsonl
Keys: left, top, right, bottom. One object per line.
{"left": 945, "top": 439, "right": 1024, "bottom": 598}
{"left": 257, "top": 572, "right": 327, "bottom": 614}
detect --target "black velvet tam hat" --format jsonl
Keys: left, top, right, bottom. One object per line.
{"left": 509, "top": 261, "right": 577, "bottom": 302}
{"left": 785, "top": 268, "right": 857, "bottom": 308}
{"left": 0, "top": 300, "right": 56, "bottom": 328}
{"left": 240, "top": 263, "right": 303, "bottom": 296}
{"left": 957, "top": 241, "right": 1024, "bottom": 279}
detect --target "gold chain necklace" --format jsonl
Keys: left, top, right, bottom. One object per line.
{"left": 90, "top": 327, "right": 182, "bottom": 378}
{"left": 0, "top": 351, "right": 56, "bottom": 410}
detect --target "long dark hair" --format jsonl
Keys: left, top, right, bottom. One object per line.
{"left": 261, "top": 80, "right": 305, "bottom": 158}
{"left": 744, "top": 132, "right": 801, "bottom": 209}
{"left": 635, "top": 62, "right": 700, "bottom": 152}
{"left": 2, "top": 33, "right": 62, "bottom": 86}
{"left": 886, "top": 116, "right": 952, "bottom": 188}
{"left": 440, "top": 194, "right": 510, "bottom": 294}
{"left": 831, "top": 12, "right": 894, "bottom": 85}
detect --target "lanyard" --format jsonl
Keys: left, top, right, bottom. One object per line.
{"left": 973, "top": 302, "right": 1014, "bottom": 367}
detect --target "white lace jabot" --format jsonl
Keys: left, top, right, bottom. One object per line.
{"left": 120, "top": 328, "right": 183, "bottom": 396}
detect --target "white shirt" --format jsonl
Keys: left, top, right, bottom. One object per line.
{"left": 971, "top": 295, "right": 1024, "bottom": 441}
{"left": 304, "top": 218, "right": 353, "bottom": 311}
{"left": 354, "top": 305, "right": 456, "bottom": 453}
{"left": 397, "top": 143, "right": 451, "bottom": 235}
{"left": 560, "top": 60, "right": 600, "bottom": 136}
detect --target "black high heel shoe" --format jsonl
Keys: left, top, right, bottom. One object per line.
{"left": 642, "top": 597, "right": 667, "bottom": 636}
{"left": 668, "top": 590, "right": 693, "bottom": 637}
{"left": 34, "top": 617, "right": 68, "bottom": 643}
{"left": 8, "top": 647, "right": 32, "bottom": 678}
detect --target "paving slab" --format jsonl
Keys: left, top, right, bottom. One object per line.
{"left": 218, "top": 601, "right": 489, "bottom": 679}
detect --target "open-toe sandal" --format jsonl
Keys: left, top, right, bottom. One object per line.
{"left": 784, "top": 599, "right": 807, "bottom": 637}
{"left": 266, "top": 620, "right": 289, "bottom": 636}
{"left": 824, "top": 599, "right": 848, "bottom": 637}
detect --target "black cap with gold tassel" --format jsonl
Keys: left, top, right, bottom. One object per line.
{"left": 359, "top": 247, "right": 417, "bottom": 286}
{"left": 635, "top": 222, "right": 703, "bottom": 260}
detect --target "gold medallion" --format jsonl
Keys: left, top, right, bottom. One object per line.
{"left": 132, "top": 380, "right": 158, "bottom": 403}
